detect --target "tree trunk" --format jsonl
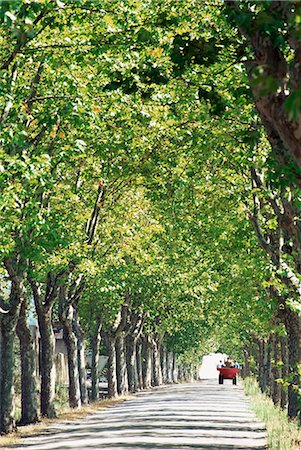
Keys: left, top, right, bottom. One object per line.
{"left": 265, "top": 336, "right": 273, "bottom": 395}
{"left": 242, "top": 347, "right": 250, "bottom": 378}
{"left": 172, "top": 352, "right": 178, "bottom": 383}
{"left": 167, "top": 352, "right": 173, "bottom": 383}
{"left": 177, "top": 364, "right": 182, "bottom": 382}
{"left": 73, "top": 315, "right": 88, "bottom": 405}
{"left": 104, "top": 333, "right": 117, "bottom": 398}
{"left": 126, "top": 335, "right": 138, "bottom": 392}
{"left": 257, "top": 339, "right": 265, "bottom": 392}
{"left": 142, "top": 335, "right": 152, "bottom": 389}
{"left": 161, "top": 346, "right": 167, "bottom": 384}
{"left": 116, "top": 333, "right": 128, "bottom": 395}
{"left": 152, "top": 337, "right": 162, "bottom": 387}
{"left": 62, "top": 319, "right": 81, "bottom": 409}
{"left": 58, "top": 286, "right": 81, "bottom": 409}
{"left": 91, "top": 320, "right": 102, "bottom": 401}
{"left": 272, "top": 335, "right": 281, "bottom": 406}
{"left": 0, "top": 263, "right": 26, "bottom": 433}
{"left": 0, "top": 313, "right": 18, "bottom": 433}
{"left": 16, "top": 299, "right": 38, "bottom": 425}
{"left": 38, "top": 310, "right": 56, "bottom": 418}
{"left": 280, "top": 335, "right": 288, "bottom": 410}
{"left": 284, "top": 310, "right": 301, "bottom": 419}
{"left": 136, "top": 339, "right": 143, "bottom": 390}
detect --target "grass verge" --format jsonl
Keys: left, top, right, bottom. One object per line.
{"left": 0, "top": 395, "right": 132, "bottom": 450}
{"left": 243, "top": 377, "right": 301, "bottom": 450}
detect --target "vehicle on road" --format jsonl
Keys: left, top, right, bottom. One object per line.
{"left": 217, "top": 367, "right": 240, "bottom": 385}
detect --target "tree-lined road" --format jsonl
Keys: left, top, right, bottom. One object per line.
{"left": 12, "top": 381, "right": 267, "bottom": 450}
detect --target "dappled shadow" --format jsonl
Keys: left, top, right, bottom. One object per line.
{"left": 9, "top": 381, "right": 267, "bottom": 450}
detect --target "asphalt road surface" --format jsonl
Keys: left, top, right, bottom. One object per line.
{"left": 11, "top": 380, "right": 267, "bottom": 450}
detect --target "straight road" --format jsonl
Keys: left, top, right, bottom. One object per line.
{"left": 11, "top": 380, "right": 267, "bottom": 450}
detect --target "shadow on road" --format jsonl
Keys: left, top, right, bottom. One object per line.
{"left": 9, "top": 380, "right": 267, "bottom": 450}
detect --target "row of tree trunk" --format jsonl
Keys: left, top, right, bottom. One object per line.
{"left": 0, "top": 290, "right": 196, "bottom": 435}
{"left": 242, "top": 333, "right": 291, "bottom": 414}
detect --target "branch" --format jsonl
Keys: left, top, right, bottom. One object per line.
{"left": 0, "top": 62, "right": 18, "bottom": 122}
{"left": 0, "top": 7, "right": 51, "bottom": 71}
{"left": 248, "top": 202, "right": 273, "bottom": 258}
{"left": 86, "top": 182, "right": 106, "bottom": 245}
{"left": 280, "top": 259, "right": 301, "bottom": 298}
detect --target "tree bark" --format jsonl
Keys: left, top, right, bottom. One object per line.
{"left": 284, "top": 310, "right": 301, "bottom": 418}
{"left": 16, "top": 299, "right": 39, "bottom": 425}
{"left": 0, "top": 312, "right": 18, "bottom": 433}
{"left": 280, "top": 335, "right": 288, "bottom": 410}
{"left": 152, "top": 336, "right": 162, "bottom": 387}
{"left": 104, "top": 333, "right": 117, "bottom": 398}
{"left": 136, "top": 339, "right": 143, "bottom": 390}
{"left": 257, "top": 339, "right": 266, "bottom": 392}
{"left": 126, "top": 334, "right": 138, "bottom": 392}
{"left": 73, "top": 312, "right": 88, "bottom": 405}
{"left": 59, "top": 287, "right": 81, "bottom": 409}
{"left": 160, "top": 345, "right": 168, "bottom": 384}
{"left": 38, "top": 310, "right": 56, "bottom": 418}
{"left": 225, "top": 1, "right": 301, "bottom": 171}
{"left": 116, "top": 333, "right": 128, "bottom": 395}
{"left": 142, "top": 335, "right": 152, "bottom": 389}
{"left": 62, "top": 320, "right": 81, "bottom": 409}
{"left": 167, "top": 352, "right": 173, "bottom": 383}
{"left": 30, "top": 273, "right": 60, "bottom": 418}
{"left": 91, "top": 319, "right": 102, "bottom": 401}
{"left": 265, "top": 336, "right": 272, "bottom": 395}
{"left": 0, "top": 259, "right": 26, "bottom": 433}
{"left": 172, "top": 352, "right": 178, "bottom": 383}
{"left": 272, "top": 335, "right": 281, "bottom": 406}
{"left": 177, "top": 364, "right": 182, "bottom": 382}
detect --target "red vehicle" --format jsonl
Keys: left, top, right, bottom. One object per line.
{"left": 217, "top": 367, "right": 240, "bottom": 385}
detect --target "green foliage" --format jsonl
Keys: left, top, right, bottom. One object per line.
{"left": 0, "top": 0, "right": 293, "bottom": 369}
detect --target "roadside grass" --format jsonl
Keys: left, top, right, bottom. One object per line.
{"left": 0, "top": 395, "right": 132, "bottom": 450}
{"left": 244, "top": 377, "right": 301, "bottom": 450}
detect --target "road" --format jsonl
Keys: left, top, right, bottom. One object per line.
{"left": 11, "top": 380, "right": 267, "bottom": 450}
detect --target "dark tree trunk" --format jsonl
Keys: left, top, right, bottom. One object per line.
{"left": 284, "top": 310, "right": 301, "bottom": 419}
{"left": 0, "top": 262, "right": 26, "bottom": 433}
{"left": 31, "top": 274, "right": 60, "bottom": 419}
{"left": 116, "top": 333, "right": 128, "bottom": 395}
{"left": 73, "top": 314, "right": 88, "bottom": 405}
{"left": 91, "top": 320, "right": 102, "bottom": 401}
{"left": 142, "top": 335, "right": 152, "bottom": 389}
{"left": 136, "top": 339, "right": 143, "bottom": 390}
{"left": 272, "top": 335, "right": 281, "bottom": 406}
{"left": 257, "top": 339, "right": 266, "bottom": 392}
{"left": 178, "top": 365, "right": 184, "bottom": 382}
{"left": 62, "top": 319, "right": 81, "bottom": 409}
{"left": 265, "top": 336, "right": 273, "bottom": 395}
{"left": 16, "top": 299, "right": 38, "bottom": 425}
{"left": 0, "top": 313, "right": 18, "bottom": 433}
{"left": 38, "top": 310, "right": 56, "bottom": 418}
{"left": 280, "top": 335, "right": 288, "bottom": 409}
{"left": 104, "top": 333, "right": 117, "bottom": 398}
{"left": 172, "top": 352, "right": 178, "bottom": 383}
{"left": 126, "top": 335, "right": 138, "bottom": 392}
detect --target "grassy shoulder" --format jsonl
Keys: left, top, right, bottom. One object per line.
{"left": 0, "top": 395, "right": 132, "bottom": 450}
{"left": 243, "top": 377, "right": 301, "bottom": 450}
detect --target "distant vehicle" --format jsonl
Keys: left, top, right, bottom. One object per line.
{"left": 217, "top": 367, "right": 240, "bottom": 385}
